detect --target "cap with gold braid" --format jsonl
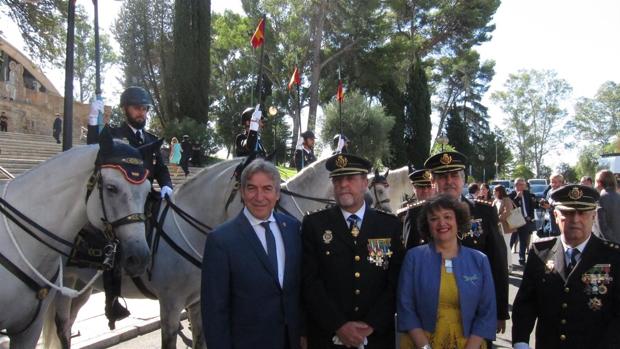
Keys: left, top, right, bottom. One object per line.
{"left": 424, "top": 151, "right": 467, "bottom": 174}
{"left": 409, "top": 169, "right": 432, "bottom": 187}
{"left": 550, "top": 185, "right": 600, "bottom": 211}
{"left": 325, "top": 153, "right": 371, "bottom": 178}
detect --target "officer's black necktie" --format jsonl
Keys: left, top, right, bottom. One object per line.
{"left": 260, "top": 221, "right": 278, "bottom": 276}
{"left": 566, "top": 248, "right": 580, "bottom": 274}
{"left": 135, "top": 130, "right": 143, "bottom": 145}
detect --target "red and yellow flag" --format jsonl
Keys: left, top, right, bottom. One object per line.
{"left": 288, "top": 66, "right": 301, "bottom": 90}
{"left": 250, "top": 18, "right": 265, "bottom": 48}
{"left": 336, "top": 80, "right": 344, "bottom": 103}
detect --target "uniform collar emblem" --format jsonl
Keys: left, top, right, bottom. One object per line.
{"left": 440, "top": 153, "right": 452, "bottom": 165}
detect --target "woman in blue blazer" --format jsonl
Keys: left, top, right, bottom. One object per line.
{"left": 397, "top": 195, "right": 497, "bottom": 349}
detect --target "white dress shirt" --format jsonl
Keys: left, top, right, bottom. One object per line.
{"left": 341, "top": 202, "right": 366, "bottom": 229}
{"left": 243, "top": 208, "right": 286, "bottom": 286}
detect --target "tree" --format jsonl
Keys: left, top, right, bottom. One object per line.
{"left": 557, "top": 162, "right": 578, "bottom": 183}
{"left": 321, "top": 91, "right": 395, "bottom": 166}
{"left": 446, "top": 107, "right": 472, "bottom": 158}
{"left": 511, "top": 164, "right": 534, "bottom": 180}
{"left": 173, "top": 0, "right": 210, "bottom": 123}
{"left": 570, "top": 81, "right": 620, "bottom": 147}
{"left": 0, "top": 0, "right": 66, "bottom": 64}
{"left": 405, "top": 56, "right": 432, "bottom": 168}
{"left": 491, "top": 69, "right": 572, "bottom": 177}
{"left": 575, "top": 145, "right": 600, "bottom": 180}
{"left": 73, "top": 5, "right": 117, "bottom": 103}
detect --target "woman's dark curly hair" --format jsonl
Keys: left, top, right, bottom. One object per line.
{"left": 417, "top": 194, "right": 471, "bottom": 241}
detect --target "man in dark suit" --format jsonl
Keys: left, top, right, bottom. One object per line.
{"left": 87, "top": 87, "right": 173, "bottom": 198}
{"left": 595, "top": 170, "right": 620, "bottom": 243}
{"left": 302, "top": 153, "right": 403, "bottom": 349}
{"left": 52, "top": 113, "right": 62, "bottom": 143}
{"left": 510, "top": 178, "right": 539, "bottom": 265}
{"left": 294, "top": 130, "right": 317, "bottom": 171}
{"left": 202, "top": 158, "right": 302, "bottom": 349}
{"left": 512, "top": 185, "right": 620, "bottom": 349}
{"left": 180, "top": 134, "right": 191, "bottom": 176}
{"left": 402, "top": 151, "right": 509, "bottom": 339}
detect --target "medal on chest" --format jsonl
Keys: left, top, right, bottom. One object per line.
{"left": 367, "top": 238, "right": 392, "bottom": 270}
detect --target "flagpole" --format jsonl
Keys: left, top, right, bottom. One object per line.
{"left": 296, "top": 79, "right": 302, "bottom": 136}
{"left": 256, "top": 15, "right": 266, "bottom": 110}
{"left": 338, "top": 66, "right": 342, "bottom": 137}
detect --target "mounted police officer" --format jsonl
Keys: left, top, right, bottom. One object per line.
{"left": 235, "top": 106, "right": 266, "bottom": 158}
{"left": 331, "top": 134, "right": 349, "bottom": 155}
{"left": 512, "top": 185, "right": 620, "bottom": 349}
{"left": 87, "top": 86, "right": 173, "bottom": 198}
{"left": 396, "top": 169, "right": 435, "bottom": 220}
{"left": 87, "top": 86, "right": 172, "bottom": 327}
{"left": 402, "top": 151, "right": 509, "bottom": 344}
{"left": 294, "top": 130, "right": 317, "bottom": 171}
{"left": 302, "top": 153, "right": 404, "bottom": 349}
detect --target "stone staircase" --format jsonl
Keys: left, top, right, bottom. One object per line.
{"left": 0, "top": 131, "right": 201, "bottom": 187}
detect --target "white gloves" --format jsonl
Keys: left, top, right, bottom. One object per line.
{"left": 160, "top": 185, "right": 173, "bottom": 199}
{"left": 296, "top": 136, "right": 304, "bottom": 150}
{"left": 249, "top": 104, "right": 262, "bottom": 131}
{"left": 88, "top": 99, "right": 104, "bottom": 126}
{"left": 336, "top": 135, "right": 346, "bottom": 152}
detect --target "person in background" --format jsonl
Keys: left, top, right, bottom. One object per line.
{"left": 580, "top": 176, "right": 593, "bottom": 187}
{"left": 540, "top": 173, "right": 564, "bottom": 236}
{"left": 398, "top": 195, "right": 496, "bottom": 349}
{"left": 331, "top": 134, "right": 349, "bottom": 154}
{"left": 509, "top": 178, "right": 538, "bottom": 265}
{"left": 396, "top": 169, "right": 435, "bottom": 222}
{"left": 493, "top": 185, "right": 516, "bottom": 272}
{"left": 191, "top": 140, "right": 202, "bottom": 167}
{"left": 478, "top": 183, "right": 492, "bottom": 201}
{"left": 594, "top": 170, "right": 620, "bottom": 243}
{"left": 235, "top": 106, "right": 266, "bottom": 158}
{"left": 294, "top": 130, "right": 317, "bottom": 171}
{"left": 169, "top": 137, "right": 181, "bottom": 177}
{"left": 52, "top": 113, "right": 62, "bottom": 144}
{"left": 180, "top": 134, "right": 191, "bottom": 177}
{"left": 0, "top": 111, "right": 7, "bottom": 132}
{"left": 467, "top": 183, "right": 480, "bottom": 200}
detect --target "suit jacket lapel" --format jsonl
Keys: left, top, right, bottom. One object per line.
{"left": 237, "top": 213, "right": 281, "bottom": 288}
{"left": 547, "top": 238, "right": 568, "bottom": 283}
{"left": 275, "top": 214, "right": 295, "bottom": 290}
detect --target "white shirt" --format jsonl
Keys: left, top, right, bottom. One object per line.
{"left": 341, "top": 202, "right": 366, "bottom": 229}
{"left": 243, "top": 208, "right": 286, "bottom": 286}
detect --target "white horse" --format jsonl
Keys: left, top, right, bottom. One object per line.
{"left": 0, "top": 135, "right": 152, "bottom": 348}
{"left": 51, "top": 157, "right": 338, "bottom": 349}
{"left": 368, "top": 166, "right": 413, "bottom": 212}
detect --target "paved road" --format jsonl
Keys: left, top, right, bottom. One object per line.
{"left": 113, "top": 270, "right": 528, "bottom": 348}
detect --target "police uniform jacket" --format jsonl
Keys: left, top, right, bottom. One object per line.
{"left": 512, "top": 235, "right": 620, "bottom": 349}
{"left": 87, "top": 123, "right": 172, "bottom": 188}
{"left": 235, "top": 130, "right": 266, "bottom": 157}
{"left": 294, "top": 148, "right": 317, "bottom": 171}
{"left": 402, "top": 196, "right": 509, "bottom": 321}
{"left": 302, "top": 205, "right": 403, "bottom": 349}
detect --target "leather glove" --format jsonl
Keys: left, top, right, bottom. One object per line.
{"left": 160, "top": 185, "right": 173, "bottom": 199}
{"left": 88, "top": 99, "right": 104, "bottom": 126}
{"left": 249, "top": 104, "right": 262, "bottom": 132}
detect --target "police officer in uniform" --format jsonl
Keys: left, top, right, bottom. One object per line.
{"left": 512, "top": 185, "right": 620, "bottom": 349}
{"left": 402, "top": 151, "right": 509, "bottom": 337}
{"left": 235, "top": 106, "right": 266, "bottom": 157}
{"left": 294, "top": 130, "right": 317, "bottom": 171}
{"left": 302, "top": 153, "right": 403, "bottom": 349}
{"left": 87, "top": 86, "right": 173, "bottom": 197}
{"left": 396, "top": 169, "right": 435, "bottom": 220}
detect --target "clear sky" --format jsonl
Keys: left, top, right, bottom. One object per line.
{"left": 2, "top": 0, "right": 618, "bottom": 166}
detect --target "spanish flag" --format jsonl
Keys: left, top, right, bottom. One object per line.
{"left": 336, "top": 80, "right": 344, "bottom": 103}
{"left": 250, "top": 17, "right": 265, "bottom": 48}
{"left": 288, "top": 66, "right": 301, "bottom": 90}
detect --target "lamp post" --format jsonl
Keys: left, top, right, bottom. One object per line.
{"left": 62, "top": 0, "right": 76, "bottom": 151}
{"left": 436, "top": 133, "right": 449, "bottom": 152}
{"left": 268, "top": 106, "right": 277, "bottom": 164}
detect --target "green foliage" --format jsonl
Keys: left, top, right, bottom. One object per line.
{"left": 570, "top": 81, "right": 620, "bottom": 147}
{"left": 511, "top": 164, "right": 534, "bottom": 180}
{"left": 0, "top": 0, "right": 67, "bottom": 65}
{"left": 446, "top": 108, "right": 472, "bottom": 157}
{"left": 321, "top": 91, "right": 395, "bottom": 167}
{"left": 74, "top": 5, "right": 118, "bottom": 103}
{"left": 430, "top": 143, "right": 456, "bottom": 155}
{"left": 491, "top": 69, "right": 572, "bottom": 177}
{"left": 575, "top": 146, "right": 600, "bottom": 180}
{"left": 406, "top": 56, "right": 432, "bottom": 168}
{"left": 557, "top": 162, "right": 578, "bottom": 183}
{"left": 160, "top": 118, "right": 222, "bottom": 157}
{"left": 260, "top": 113, "right": 292, "bottom": 166}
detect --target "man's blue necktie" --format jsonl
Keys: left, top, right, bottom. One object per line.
{"left": 260, "top": 221, "right": 278, "bottom": 275}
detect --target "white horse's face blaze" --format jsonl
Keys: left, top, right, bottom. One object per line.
{"left": 370, "top": 182, "right": 392, "bottom": 212}
{"left": 86, "top": 168, "right": 151, "bottom": 276}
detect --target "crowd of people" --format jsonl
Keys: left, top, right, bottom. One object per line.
{"left": 81, "top": 86, "right": 620, "bottom": 349}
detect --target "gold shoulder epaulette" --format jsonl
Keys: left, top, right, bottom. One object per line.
{"left": 396, "top": 200, "right": 425, "bottom": 216}
{"left": 474, "top": 198, "right": 493, "bottom": 206}
{"left": 304, "top": 207, "right": 329, "bottom": 216}
{"left": 602, "top": 239, "right": 620, "bottom": 251}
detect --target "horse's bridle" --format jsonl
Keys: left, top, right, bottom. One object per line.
{"left": 369, "top": 177, "right": 391, "bottom": 208}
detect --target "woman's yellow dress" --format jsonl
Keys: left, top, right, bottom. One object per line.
{"left": 400, "top": 264, "right": 486, "bottom": 349}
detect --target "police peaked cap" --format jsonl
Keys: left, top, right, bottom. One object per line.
{"left": 325, "top": 153, "right": 371, "bottom": 178}
{"left": 409, "top": 169, "right": 432, "bottom": 187}
{"left": 550, "top": 185, "right": 599, "bottom": 211}
{"left": 424, "top": 151, "right": 467, "bottom": 174}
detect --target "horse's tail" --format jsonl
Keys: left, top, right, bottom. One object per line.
{"left": 41, "top": 299, "right": 63, "bottom": 349}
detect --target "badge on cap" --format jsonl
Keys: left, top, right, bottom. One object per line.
{"left": 323, "top": 230, "right": 333, "bottom": 244}
{"left": 335, "top": 155, "right": 348, "bottom": 168}
{"left": 568, "top": 187, "right": 583, "bottom": 200}
{"left": 423, "top": 171, "right": 431, "bottom": 180}
{"left": 440, "top": 153, "right": 452, "bottom": 165}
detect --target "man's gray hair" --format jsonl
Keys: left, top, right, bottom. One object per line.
{"left": 514, "top": 177, "right": 526, "bottom": 185}
{"left": 240, "top": 159, "right": 281, "bottom": 193}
